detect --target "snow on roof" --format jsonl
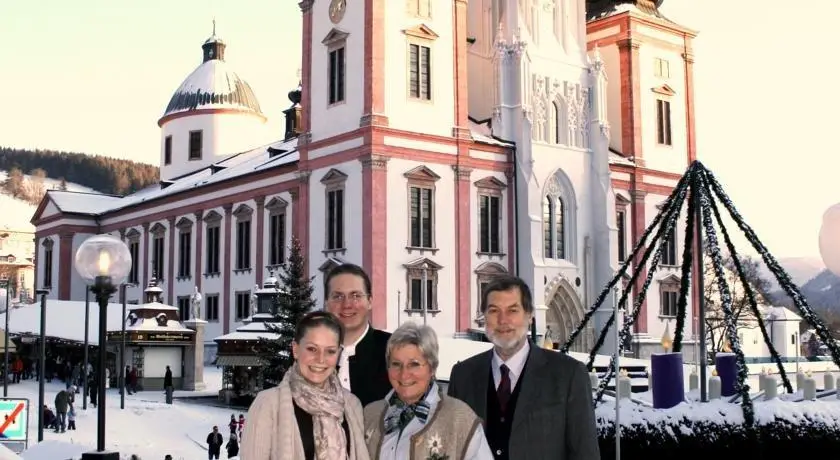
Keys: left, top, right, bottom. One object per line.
{"left": 126, "top": 317, "right": 195, "bottom": 334}
{"left": 40, "top": 138, "right": 299, "bottom": 218}
{"left": 162, "top": 58, "right": 263, "bottom": 119}
{"left": 0, "top": 300, "right": 192, "bottom": 344}
{"left": 468, "top": 118, "right": 513, "bottom": 147}
{"left": 609, "top": 151, "right": 635, "bottom": 166}
{"left": 765, "top": 306, "right": 802, "bottom": 321}
{"left": 215, "top": 331, "right": 280, "bottom": 341}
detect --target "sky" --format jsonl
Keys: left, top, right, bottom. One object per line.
{"left": 1, "top": 0, "right": 837, "bottom": 260}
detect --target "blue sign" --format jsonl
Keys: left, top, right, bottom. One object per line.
{"left": 0, "top": 399, "right": 28, "bottom": 442}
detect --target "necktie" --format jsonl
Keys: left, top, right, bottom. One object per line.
{"left": 498, "top": 364, "right": 511, "bottom": 413}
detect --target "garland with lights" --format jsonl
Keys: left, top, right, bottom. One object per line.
{"left": 696, "top": 169, "right": 754, "bottom": 425}
{"left": 591, "top": 179, "right": 690, "bottom": 403}
{"left": 561, "top": 172, "right": 691, "bottom": 354}
{"left": 703, "top": 175, "right": 793, "bottom": 393}
{"left": 559, "top": 161, "right": 840, "bottom": 428}
{"left": 704, "top": 168, "right": 840, "bottom": 372}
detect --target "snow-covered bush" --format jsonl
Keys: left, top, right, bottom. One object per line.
{"left": 594, "top": 399, "right": 840, "bottom": 459}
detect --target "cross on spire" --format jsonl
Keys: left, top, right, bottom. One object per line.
{"left": 212, "top": 18, "right": 216, "bottom": 36}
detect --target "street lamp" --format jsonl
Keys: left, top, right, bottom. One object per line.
{"left": 74, "top": 234, "right": 131, "bottom": 460}
{"left": 2, "top": 278, "right": 11, "bottom": 398}
{"left": 35, "top": 288, "right": 48, "bottom": 443}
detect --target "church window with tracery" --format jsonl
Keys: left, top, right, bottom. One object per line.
{"left": 543, "top": 195, "right": 565, "bottom": 259}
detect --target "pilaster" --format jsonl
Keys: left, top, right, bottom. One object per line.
{"left": 222, "top": 204, "right": 233, "bottom": 334}
{"left": 453, "top": 165, "right": 472, "bottom": 332}
{"left": 360, "top": 155, "right": 389, "bottom": 328}
{"left": 255, "top": 196, "right": 266, "bottom": 286}
{"left": 193, "top": 210, "right": 204, "bottom": 293}
{"left": 167, "top": 216, "right": 176, "bottom": 304}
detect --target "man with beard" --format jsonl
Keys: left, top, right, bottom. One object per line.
{"left": 324, "top": 263, "right": 391, "bottom": 406}
{"left": 447, "top": 275, "right": 600, "bottom": 460}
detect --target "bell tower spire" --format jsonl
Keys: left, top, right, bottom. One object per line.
{"left": 202, "top": 19, "right": 226, "bottom": 62}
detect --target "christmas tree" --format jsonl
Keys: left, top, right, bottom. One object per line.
{"left": 258, "top": 235, "right": 316, "bottom": 386}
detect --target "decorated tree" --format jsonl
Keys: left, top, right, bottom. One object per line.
{"left": 258, "top": 236, "right": 316, "bottom": 386}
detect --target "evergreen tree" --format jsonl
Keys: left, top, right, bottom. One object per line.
{"left": 258, "top": 236, "right": 316, "bottom": 387}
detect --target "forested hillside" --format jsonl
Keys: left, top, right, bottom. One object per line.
{"left": 0, "top": 147, "right": 159, "bottom": 196}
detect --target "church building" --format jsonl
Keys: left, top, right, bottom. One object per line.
{"left": 30, "top": 0, "right": 699, "bottom": 359}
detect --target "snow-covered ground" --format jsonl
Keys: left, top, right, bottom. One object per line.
{"left": 6, "top": 366, "right": 240, "bottom": 459}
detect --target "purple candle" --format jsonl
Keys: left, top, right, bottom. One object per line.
{"left": 715, "top": 353, "right": 738, "bottom": 397}
{"left": 651, "top": 352, "right": 685, "bottom": 409}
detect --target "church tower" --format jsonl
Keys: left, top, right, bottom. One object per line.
{"left": 586, "top": 0, "right": 697, "bottom": 171}
{"left": 586, "top": 0, "right": 700, "bottom": 357}
{"left": 299, "top": 0, "right": 507, "bottom": 333}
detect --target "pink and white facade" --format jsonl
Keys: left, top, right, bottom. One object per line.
{"left": 30, "top": 0, "right": 701, "bottom": 359}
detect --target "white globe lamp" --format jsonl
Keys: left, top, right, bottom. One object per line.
{"left": 818, "top": 204, "right": 840, "bottom": 276}
{"left": 73, "top": 233, "right": 131, "bottom": 460}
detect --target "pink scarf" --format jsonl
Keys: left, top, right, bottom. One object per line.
{"left": 288, "top": 363, "right": 348, "bottom": 460}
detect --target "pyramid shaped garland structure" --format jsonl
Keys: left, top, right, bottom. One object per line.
{"left": 563, "top": 161, "right": 840, "bottom": 426}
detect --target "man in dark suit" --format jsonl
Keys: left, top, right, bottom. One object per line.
{"left": 448, "top": 275, "right": 600, "bottom": 460}
{"left": 324, "top": 263, "right": 391, "bottom": 407}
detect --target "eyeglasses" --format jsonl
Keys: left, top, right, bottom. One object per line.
{"left": 327, "top": 292, "right": 369, "bottom": 304}
{"left": 388, "top": 360, "right": 428, "bottom": 374}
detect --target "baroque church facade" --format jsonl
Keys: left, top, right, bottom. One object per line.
{"left": 30, "top": 0, "right": 699, "bottom": 358}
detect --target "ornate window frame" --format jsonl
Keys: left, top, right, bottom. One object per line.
{"left": 475, "top": 176, "right": 506, "bottom": 257}
{"left": 403, "top": 257, "right": 443, "bottom": 315}
{"left": 233, "top": 204, "right": 254, "bottom": 273}
{"left": 266, "top": 197, "right": 289, "bottom": 268}
{"left": 321, "top": 169, "right": 348, "bottom": 256}
{"left": 404, "top": 165, "right": 439, "bottom": 253}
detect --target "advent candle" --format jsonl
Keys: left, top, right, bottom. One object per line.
{"left": 714, "top": 353, "right": 737, "bottom": 397}
{"left": 617, "top": 369, "right": 632, "bottom": 400}
{"left": 709, "top": 370, "right": 722, "bottom": 400}
{"left": 764, "top": 375, "right": 778, "bottom": 400}
{"left": 796, "top": 371, "right": 806, "bottom": 391}
{"left": 651, "top": 352, "right": 685, "bottom": 409}
{"left": 689, "top": 369, "right": 699, "bottom": 391}
{"left": 647, "top": 368, "right": 653, "bottom": 392}
{"left": 589, "top": 372, "right": 599, "bottom": 390}
{"left": 824, "top": 372, "right": 835, "bottom": 391}
{"left": 802, "top": 372, "right": 817, "bottom": 400}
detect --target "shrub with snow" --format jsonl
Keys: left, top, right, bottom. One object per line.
{"left": 594, "top": 399, "right": 840, "bottom": 459}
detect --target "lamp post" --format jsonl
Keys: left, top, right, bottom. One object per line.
{"left": 2, "top": 279, "right": 10, "bottom": 398}
{"left": 35, "top": 288, "right": 48, "bottom": 442}
{"left": 83, "top": 286, "right": 90, "bottom": 410}
{"left": 74, "top": 234, "right": 132, "bottom": 460}
{"left": 120, "top": 284, "right": 126, "bottom": 410}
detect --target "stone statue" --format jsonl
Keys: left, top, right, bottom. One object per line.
{"left": 191, "top": 286, "right": 202, "bottom": 320}
{"left": 249, "top": 285, "right": 258, "bottom": 316}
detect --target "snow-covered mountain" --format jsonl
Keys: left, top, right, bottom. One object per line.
{"left": 0, "top": 169, "right": 96, "bottom": 231}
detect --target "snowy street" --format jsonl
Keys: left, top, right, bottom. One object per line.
{"left": 6, "top": 366, "right": 242, "bottom": 459}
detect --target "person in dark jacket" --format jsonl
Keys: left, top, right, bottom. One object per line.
{"left": 225, "top": 433, "right": 239, "bottom": 459}
{"left": 206, "top": 426, "right": 223, "bottom": 459}
{"left": 163, "top": 365, "right": 173, "bottom": 404}
{"left": 54, "top": 389, "right": 70, "bottom": 432}
{"left": 323, "top": 263, "right": 391, "bottom": 406}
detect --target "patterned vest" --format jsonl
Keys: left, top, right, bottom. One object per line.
{"left": 364, "top": 393, "right": 482, "bottom": 460}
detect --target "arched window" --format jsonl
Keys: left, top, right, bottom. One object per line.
{"left": 542, "top": 170, "right": 578, "bottom": 262}
{"left": 543, "top": 195, "right": 565, "bottom": 260}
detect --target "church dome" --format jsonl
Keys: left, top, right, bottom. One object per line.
{"left": 158, "top": 34, "right": 264, "bottom": 126}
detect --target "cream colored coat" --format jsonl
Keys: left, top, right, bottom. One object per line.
{"left": 239, "top": 377, "right": 371, "bottom": 460}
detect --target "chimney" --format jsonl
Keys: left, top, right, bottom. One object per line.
{"left": 283, "top": 84, "right": 303, "bottom": 140}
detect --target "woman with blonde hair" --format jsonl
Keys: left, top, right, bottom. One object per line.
{"left": 363, "top": 322, "right": 493, "bottom": 459}
{"left": 240, "top": 311, "right": 370, "bottom": 460}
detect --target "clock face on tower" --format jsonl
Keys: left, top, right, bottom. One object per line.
{"left": 329, "top": 0, "right": 346, "bottom": 24}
